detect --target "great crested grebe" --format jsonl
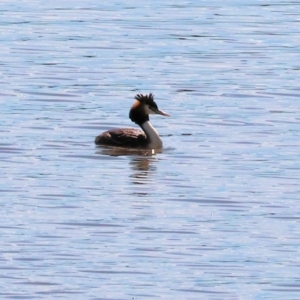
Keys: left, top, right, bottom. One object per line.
{"left": 95, "top": 93, "right": 169, "bottom": 149}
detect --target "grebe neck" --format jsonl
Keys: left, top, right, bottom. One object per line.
{"left": 140, "top": 121, "right": 163, "bottom": 149}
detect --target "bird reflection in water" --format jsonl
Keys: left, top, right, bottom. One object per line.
{"left": 96, "top": 146, "right": 162, "bottom": 157}
{"left": 95, "top": 146, "right": 161, "bottom": 189}
{"left": 129, "top": 156, "right": 157, "bottom": 190}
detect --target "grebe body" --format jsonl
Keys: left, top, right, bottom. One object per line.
{"left": 95, "top": 93, "right": 169, "bottom": 149}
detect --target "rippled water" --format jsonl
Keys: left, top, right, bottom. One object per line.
{"left": 1, "top": 1, "right": 300, "bottom": 299}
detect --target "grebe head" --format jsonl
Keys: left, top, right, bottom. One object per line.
{"left": 129, "top": 93, "right": 169, "bottom": 125}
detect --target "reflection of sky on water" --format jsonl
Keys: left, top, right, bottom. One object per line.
{"left": 1, "top": 1, "right": 300, "bottom": 299}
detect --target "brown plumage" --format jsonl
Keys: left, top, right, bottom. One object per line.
{"left": 95, "top": 128, "right": 147, "bottom": 148}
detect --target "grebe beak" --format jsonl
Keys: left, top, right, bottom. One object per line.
{"left": 154, "top": 108, "right": 170, "bottom": 117}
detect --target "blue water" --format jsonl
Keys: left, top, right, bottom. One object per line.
{"left": 1, "top": 1, "right": 300, "bottom": 299}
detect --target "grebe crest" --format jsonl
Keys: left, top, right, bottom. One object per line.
{"left": 129, "top": 93, "right": 166, "bottom": 125}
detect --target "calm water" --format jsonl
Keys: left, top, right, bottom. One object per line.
{"left": 1, "top": 1, "right": 300, "bottom": 299}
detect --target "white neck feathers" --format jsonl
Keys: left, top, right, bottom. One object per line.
{"left": 140, "top": 121, "right": 163, "bottom": 149}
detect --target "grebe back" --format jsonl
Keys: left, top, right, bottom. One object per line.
{"left": 95, "top": 93, "right": 169, "bottom": 149}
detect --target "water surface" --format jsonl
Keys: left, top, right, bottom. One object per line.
{"left": 1, "top": 1, "right": 300, "bottom": 299}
